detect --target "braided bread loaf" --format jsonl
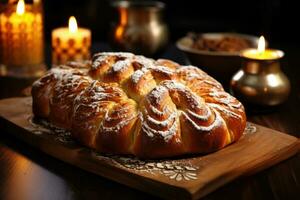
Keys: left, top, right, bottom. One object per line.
{"left": 32, "top": 52, "right": 246, "bottom": 158}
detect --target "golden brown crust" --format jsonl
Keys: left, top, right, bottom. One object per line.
{"left": 32, "top": 52, "right": 246, "bottom": 159}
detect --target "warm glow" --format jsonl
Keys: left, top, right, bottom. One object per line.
{"left": 115, "top": 26, "right": 124, "bottom": 40}
{"left": 120, "top": 8, "right": 128, "bottom": 25}
{"left": 232, "top": 70, "right": 244, "bottom": 81}
{"left": 68, "top": 16, "right": 78, "bottom": 33}
{"left": 258, "top": 36, "right": 265, "bottom": 54}
{"left": 16, "top": 0, "right": 25, "bottom": 15}
{"left": 242, "top": 35, "right": 283, "bottom": 60}
{"left": 266, "top": 74, "right": 280, "bottom": 87}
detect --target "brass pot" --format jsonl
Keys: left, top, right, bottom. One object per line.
{"left": 110, "top": 1, "right": 169, "bottom": 56}
{"left": 230, "top": 50, "right": 290, "bottom": 106}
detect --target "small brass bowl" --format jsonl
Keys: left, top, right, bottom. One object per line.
{"left": 176, "top": 33, "right": 261, "bottom": 85}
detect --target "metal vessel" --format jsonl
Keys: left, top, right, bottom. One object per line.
{"left": 230, "top": 50, "right": 290, "bottom": 106}
{"left": 110, "top": 1, "right": 169, "bottom": 56}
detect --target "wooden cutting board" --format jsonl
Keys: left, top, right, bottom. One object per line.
{"left": 0, "top": 97, "right": 299, "bottom": 200}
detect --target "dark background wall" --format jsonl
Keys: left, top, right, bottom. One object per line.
{"left": 1, "top": 0, "right": 297, "bottom": 46}
{"left": 41, "top": 0, "right": 288, "bottom": 45}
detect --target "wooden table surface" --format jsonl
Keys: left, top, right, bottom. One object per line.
{"left": 0, "top": 44, "right": 300, "bottom": 200}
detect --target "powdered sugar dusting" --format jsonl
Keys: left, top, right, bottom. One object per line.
{"left": 180, "top": 65, "right": 203, "bottom": 72}
{"left": 94, "top": 52, "right": 134, "bottom": 59}
{"left": 133, "top": 55, "right": 155, "bottom": 68}
{"left": 185, "top": 73, "right": 201, "bottom": 81}
{"left": 101, "top": 112, "right": 137, "bottom": 132}
{"left": 148, "top": 85, "right": 168, "bottom": 105}
{"left": 142, "top": 112, "right": 178, "bottom": 142}
{"left": 164, "top": 80, "right": 186, "bottom": 91}
{"left": 187, "top": 108, "right": 211, "bottom": 121}
{"left": 203, "top": 80, "right": 220, "bottom": 87}
{"left": 52, "top": 68, "right": 91, "bottom": 100}
{"left": 149, "top": 105, "right": 168, "bottom": 116}
{"left": 92, "top": 52, "right": 134, "bottom": 70}
{"left": 181, "top": 108, "right": 223, "bottom": 132}
{"left": 208, "top": 103, "right": 242, "bottom": 119}
{"left": 145, "top": 109, "right": 177, "bottom": 127}
{"left": 150, "top": 65, "right": 174, "bottom": 75}
{"left": 92, "top": 56, "right": 108, "bottom": 69}
{"left": 177, "top": 65, "right": 204, "bottom": 77}
{"left": 177, "top": 66, "right": 215, "bottom": 83}
{"left": 112, "top": 59, "right": 132, "bottom": 73}
{"left": 131, "top": 68, "right": 149, "bottom": 83}
{"left": 209, "top": 90, "right": 242, "bottom": 109}
{"left": 73, "top": 81, "right": 125, "bottom": 119}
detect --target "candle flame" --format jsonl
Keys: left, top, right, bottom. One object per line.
{"left": 16, "top": 0, "right": 25, "bottom": 15}
{"left": 69, "top": 16, "right": 78, "bottom": 33}
{"left": 258, "top": 36, "right": 265, "bottom": 54}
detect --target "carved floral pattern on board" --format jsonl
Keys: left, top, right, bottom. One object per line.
{"left": 29, "top": 117, "right": 256, "bottom": 181}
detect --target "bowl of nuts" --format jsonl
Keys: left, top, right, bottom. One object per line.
{"left": 176, "top": 32, "right": 262, "bottom": 85}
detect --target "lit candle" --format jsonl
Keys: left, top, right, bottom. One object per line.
{"left": 242, "top": 36, "right": 283, "bottom": 60}
{"left": 231, "top": 35, "right": 289, "bottom": 107}
{"left": 51, "top": 16, "right": 91, "bottom": 65}
{"left": 0, "top": 0, "right": 44, "bottom": 74}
